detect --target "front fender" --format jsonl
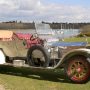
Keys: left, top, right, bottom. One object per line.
{"left": 53, "top": 48, "right": 90, "bottom": 69}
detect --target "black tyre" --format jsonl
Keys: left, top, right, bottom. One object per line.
{"left": 65, "top": 55, "right": 90, "bottom": 83}
{"left": 27, "top": 45, "right": 50, "bottom": 67}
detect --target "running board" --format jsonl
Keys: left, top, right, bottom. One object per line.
{"left": 3, "top": 63, "right": 55, "bottom": 70}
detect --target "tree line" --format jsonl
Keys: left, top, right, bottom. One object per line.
{"left": 0, "top": 21, "right": 90, "bottom": 29}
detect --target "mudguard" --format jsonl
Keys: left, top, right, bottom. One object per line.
{"left": 53, "top": 48, "right": 90, "bottom": 69}
{"left": 0, "top": 47, "right": 17, "bottom": 57}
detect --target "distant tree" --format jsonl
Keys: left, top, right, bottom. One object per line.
{"left": 42, "top": 21, "right": 45, "bottom": 23}
{"left": 81, "top": 25, "right": 90, "bottom": 36}
{"left": 19, "top": 21, "right": 22, "bottom": 23}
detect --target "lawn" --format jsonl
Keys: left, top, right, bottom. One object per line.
{"left": 64, "top": 37, "right": 90, "bottom": 43}
{"left": 0, "top": 65, "right": 90, "bottom": 90}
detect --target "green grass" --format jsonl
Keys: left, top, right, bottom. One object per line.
{"left": 0, "top": 65, "right": 90, "bottom": 90}
{"left": 64, "top": 37, "right": 90, "bottom": 43}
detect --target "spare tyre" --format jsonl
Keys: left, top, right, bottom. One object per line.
{"left": 27, "top": 45, "right": 50, "bottom": 67}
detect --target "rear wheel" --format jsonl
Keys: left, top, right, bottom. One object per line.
{"left": 65, "top": 55, "right": 90, "bottom": 83}
{"left": 27, "top": 45, "right": 50, "bottom": 67}
{"left": 0, "top": 50, "right": 6, "bottom": 64}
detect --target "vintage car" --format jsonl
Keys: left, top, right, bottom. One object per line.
{"left": 0, "top": 30, "right": 90, "bottom": 84}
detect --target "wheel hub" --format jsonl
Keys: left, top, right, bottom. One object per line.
{"left": 76, "top": 67, "right": 82, "bottom": 73}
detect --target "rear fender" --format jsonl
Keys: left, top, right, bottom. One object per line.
{"left": 0, "top": 48, "right": 5, "bottom": 55}
{"left": 54, "top": 48, "right": 90, "bottom": 69}
{"left": 0, "top": 47, "right": 16, "bottom": 57}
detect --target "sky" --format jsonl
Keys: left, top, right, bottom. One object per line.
{"left": 0, "top": 0, "right": 90, "bottom": 22}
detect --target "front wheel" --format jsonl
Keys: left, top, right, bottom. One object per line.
{"left": 65, "top": 55, "right": 90, "bottom": 83}
{"left": 27, "top": 45, "right": 50, "bottom": 67}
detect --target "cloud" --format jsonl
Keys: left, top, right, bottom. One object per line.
{"left": 0, "top": 0, "right": 90, "bottom": 22}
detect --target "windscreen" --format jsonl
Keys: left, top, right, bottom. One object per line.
{"left": 35, "top": 23, "right": 53, "bottom": 35}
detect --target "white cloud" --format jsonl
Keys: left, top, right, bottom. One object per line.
{"left": 0, "top": 0, "right": 90, "bottom": 22}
